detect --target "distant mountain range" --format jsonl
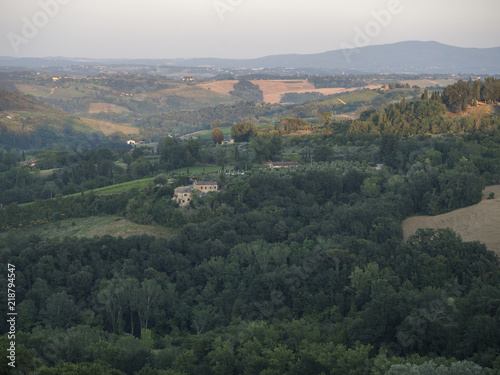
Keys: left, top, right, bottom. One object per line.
{"left": 171, "top": 41, "right": 500, "bottom": 74}
{"left": 1, "top": 41, "right": 499, "bottom": 74}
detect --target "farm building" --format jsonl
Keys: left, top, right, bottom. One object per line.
{"left": 194, "top": 181, "right": 219, "bottom": 193}
{"left": 172, "top": 180, "right": 219, "bottom": 207}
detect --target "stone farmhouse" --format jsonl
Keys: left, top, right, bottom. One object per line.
{"left": 173, "top": 180, "right": 219, "bottom": 207}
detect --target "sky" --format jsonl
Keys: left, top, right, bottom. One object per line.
{"left": 1, "top": 0, "right": 499, "bottom": 59}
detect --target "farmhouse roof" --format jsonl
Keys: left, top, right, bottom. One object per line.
{"left": 174, "top": 186, "right": 193, "bottom": 193}
{"left": 195, "top": 181, "right": 218, "bottom": 186}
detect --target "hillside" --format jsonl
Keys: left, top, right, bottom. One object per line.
{"left": 0, "top": 88, "right": 53, "bottom": 112}
{"left": 0, "top": 89, "right": 139, "bottom": 149}
{"left": 78, "top": 117, "right": 140, "bottom": 136}
{"left": 402, "top": 186, "right": 500, "bottom": 255}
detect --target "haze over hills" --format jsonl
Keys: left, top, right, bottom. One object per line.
{"left": 172, "top": 41, "right": 500, "bottom": 74}
{"left": 1, "top": 41, "right": 499, "bottom": 75}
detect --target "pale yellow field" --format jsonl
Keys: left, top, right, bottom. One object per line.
{"left": 197, "top": 79, "right": 382, "bottom": 104}
{"left": 196, "top": 80, "right": 239, "bottom": 95}
{"left": 79, "top": 118, "right": 140, "bottom": 136}
{"left": 402, "top": 186, "right": 500, "bottom": 255}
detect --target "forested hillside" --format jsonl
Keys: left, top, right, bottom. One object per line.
{"left": 1, "top": 78, "right": 500, "bottom": 374}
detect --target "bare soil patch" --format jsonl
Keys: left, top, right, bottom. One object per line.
{"left": 402, "top": 186, "right": 500, "bottom": 255}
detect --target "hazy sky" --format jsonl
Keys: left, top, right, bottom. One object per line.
{"left": 1, "top": 0, "right": 499, "bottom": 59}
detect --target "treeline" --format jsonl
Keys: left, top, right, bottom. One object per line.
{"left": 347, "top": 96, "right": 500, "bottom": 137}
{"left": 0, "top": 147, "right": 133, "bottom": 205}
{"left": 442, "top": 77, "right": 500, "bottom": 113}
{"left": 229, "top": 80, "right": 264, "bottom": 102}
{"left": 280, "top": 88, "right": 421, "bottom": 119}
{"left": 310, "top": 75, "right": 371, "bottom": 89}
{"left": 280, "top": 91, "right": 325, "bottom": 104}
{"left": 99, "top": 74, "right": 177, "bottom": 93}
{"left": 136, "top": 101, "right": 283, "bottom": 135}
{"left": 275, "top": 117, "right": 316, "bottom": 135}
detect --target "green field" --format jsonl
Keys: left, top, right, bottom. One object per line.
{"left": 169, "top": 165, "right": 232, "bottom": 176}
{"left": 66, "top": 178, "right": 155, "bottom": 197}
{"left": 192, "top": 126, "right": 233, "bottom": 140}
{"left": 67, "top": 166, "right": 230, "bottom": 197}
{"left": 338, "top": 90, "right": 380, "bottom": 103}
{"left": 16, "top": 84, "right": 88, "bottom": 100}
{"left": 49, "top": 87, "right": 88, "bottom": 100}
{"left": 0, "top": 216, "right": 172, "bottom": 240}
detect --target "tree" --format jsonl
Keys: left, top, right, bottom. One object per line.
{"left": 129, "top": 158, "right": 152, "bottom": 179}
{"left": 385, "top": 360, "right": 490, "bottom": 374}
{"left": 442, "top": 80, "right": 473, "bottom": 113}
{"left": 97, "top": 279, "right": 130, "bottom": 333}
{"left": 186, "top": 138, "right": 201, "bottom": 159}
{"left": 473, "top": 79, "right": 482, "bottom": 101}
{"left": 318, "top": 112, "right": 333, "bottom": 125}
{"left": 158, "top": 137, "right": 188, "bottom": 170}
{"left": 208, "top": 337, "right": 236, "bottom": 375}
{"left": 153, "top": 173, "right": 169, "bottom": 186}
{"left": 249, "top": 131, "right": 283, "bottom": 162}
{"left": 231, "top": 121, "right": 257, "bottom": 142}
{"left": 229, "top": 80, "right": 264, "bottom": 102}
{"left": 212, "top": 128, "right": 224, "bottom": 145}
{"left": 400, "top": 97, "right": 407, "bottom": 112}
{"left": 41, "top": 291, "right": 78, "bottom": 328}
{"left": 130, "top": 279, "right": 163, "bottom": 331}
{"left": 430, "top": 92, "right": 442, "bottom": 103}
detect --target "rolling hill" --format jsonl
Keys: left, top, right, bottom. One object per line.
{"left": 0, "top": 89, "right": 139, "bottom": 148}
